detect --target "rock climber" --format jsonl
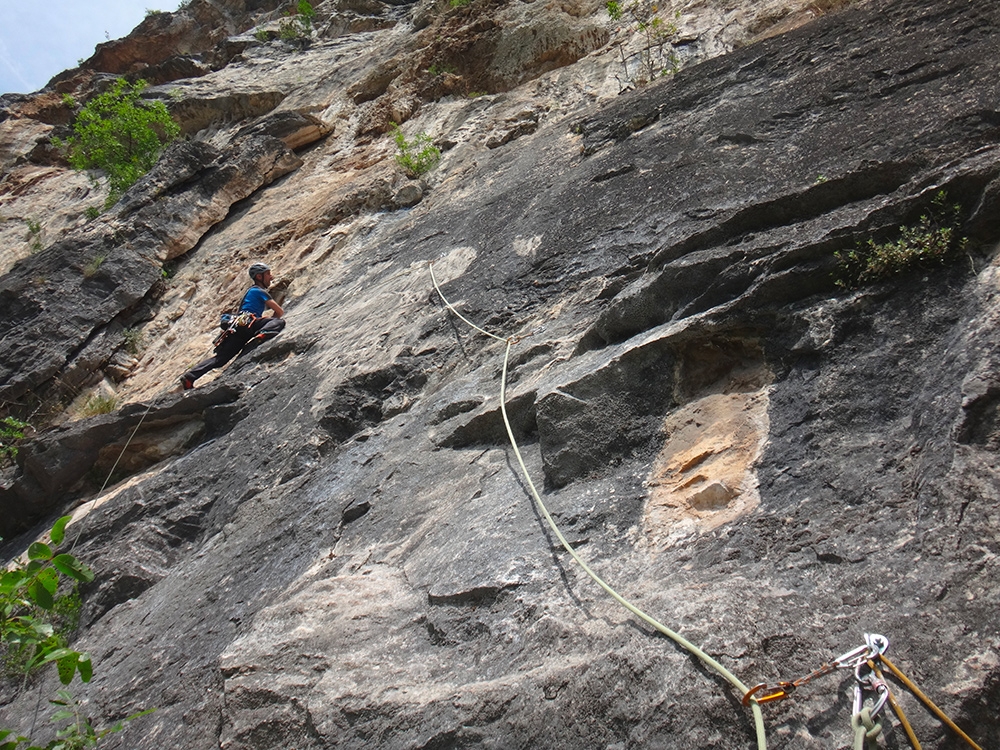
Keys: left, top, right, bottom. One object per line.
{"left": 180, "top": 262, "right": 285, "bottom": 389}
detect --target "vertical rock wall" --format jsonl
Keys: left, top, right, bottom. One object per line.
{"left": 1, "top": 0, "right": 999, "bottom": 748}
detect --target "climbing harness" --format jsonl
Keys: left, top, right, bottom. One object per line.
{"left": 430, "top": 261, "right": 769, "bottom": 750}
{"left": 213, "top": 278, "right": 271, "bottom": 349}
{"left": 213, "top": 311, "right": 257, "bottom": 349}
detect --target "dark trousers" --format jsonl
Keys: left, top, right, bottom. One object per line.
{"left": 184, "top": 317, "right": 285, "bottom": 383}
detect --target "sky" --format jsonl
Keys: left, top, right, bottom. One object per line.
{"left": 0, "top": 0, "right": 177, "bottom": 96}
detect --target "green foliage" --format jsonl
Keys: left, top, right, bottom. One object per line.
{"left": 607, "top": 0, "right": 679, "bottom": 90}
{"left": 0, "top": 517, "right": 94, "bottom": 683}
{"left": 24, "top": 219, "right": 43, "bottom": 253}
{"left": 450, "top": 0, "right": 471, "bottom": 7}
{"left": 1, "top": 417, "right": 29, "bottom": 462}
{"left": 253, "top": 27, "right": 270, "bottom": 42}
{"left": 296, "top": 0, "right": 316, "bottom": 24}
{"left": 0, "top": 518, "right": 153, "bottom": 750}
{"left": 427, "top": 62, "right": 456, "bottom": 76}
{"left": 835, "top": 191, "right": 968, "bottom": 289}
{"left": 83, "top": 206, "right": 101, "bottom": 222}
{"left": 56, "top": 78, "right": 180, "bottom": 207}
{"left": 278, "top": 0, "right": 315, "bottom": 41}
{"left": 82, "top": 254, "right": 106, "bottom": 278}
{"left": 122, "top": 328, "right": 144, "bottom": 356}
{"left": 391, "top": 123, "right": 441, "bottom": 178}
{"left": 1, "top": 693, "right": 152, "bottom": 750}
{"left": 60, "top": 94, "right": 76, "bottom": 109}
{"left": 81, "top": 395, "right": 117, "bottom": 417}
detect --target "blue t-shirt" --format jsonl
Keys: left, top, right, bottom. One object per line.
{"left": 240, "top": 286, "right": 272, "bottom": 316}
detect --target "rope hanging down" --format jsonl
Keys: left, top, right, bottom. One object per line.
{"left": 430, "top": 262, "right": 769, "bottom": 750}
{"left": 70, "top": 400, "right": 155, "bottom": 552}
{"left": 431, "top": 263, "right": 985, "bottom": 750}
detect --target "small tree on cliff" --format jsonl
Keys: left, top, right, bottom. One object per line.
{"left": 57, "top": 78, "right": 180, "bottom": 207}
{"left": 0, "top": 516, "right": 153, "bottom": 748}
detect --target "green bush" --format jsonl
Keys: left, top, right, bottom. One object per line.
{"left": 55, "top": 78, "right": 180, "bottom": 207}
{"left": 81, "top": 394, "right": 117, "bottom": 417}
{"left": 278, "top": 0, "right": 315, "bottom": 40}
{"left": 0, "top": 517, "right": 93, "bottom": 679}
{"left": 122, "top": 328, "right": 145, "bottom": 356}
{"left": 427, "top": 63, "right": 456, "bottom": 76}
{"left": 0, "top": 416, "right": 29, "bottom": 462}
{"left": 0, "top": 517, "right": 154, "bottom": 750}
{"left": 4, "top": 689, "right": 153, "bottom": 750}
{"left": 835, "top": 191, "right": 967, "bottom": 288}
{"left": 82, "top": 254, "right": 106, "bottom": 278}
{"left": 606, "top": 0, "right": 679, "bottom": 89}
{"left": 24, "top": 219, "right": 43, "bottom": 253}
{"left": 391, "top": 124, "right": 441, "bottom": 178}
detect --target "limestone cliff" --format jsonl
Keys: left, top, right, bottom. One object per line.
{"left": 1, "top": 0, "right": 999, "bottom": 747}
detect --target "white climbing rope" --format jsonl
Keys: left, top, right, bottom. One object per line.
{"left": 431, "top": 262, "right": 768, "bottom": 750}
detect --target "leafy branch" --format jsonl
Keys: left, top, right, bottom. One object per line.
{"left": 1, "top": 417, "right": 29, "bottom": 463}
{"left": 54, "top": 78, "right": 180, "bottom": 207}
{"left": 1, "top": 518, "right": 153, "bottom": 749}
{"left": 1, "top": 517, "right": 94, "bottom": 683}
{"left": 390, "top": 123, "right": 441, "bottom": 178}
{"left": 835, "top": 191, "right": 968, "bottom": 288}
{"left": 278, "top": 0, "right": 316, "bottom": 41}
{"left": 606, "top": 0, "right": 679, "bottom": 91}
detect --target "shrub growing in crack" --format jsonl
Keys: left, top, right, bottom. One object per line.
{"left": 606, "top": 0, "right": 680, "bottom": 91}
{"left": 278, "top": 0, "right": 316, "bottom": 42}
{"left": 53, "top": 78, "right": 180, "bottom": 207}
{"left": 835, "top": 191, "right": 968, "bottom": 288}
{"left": 0, "top": 416, "right": 29, "bottom": 462}
{"left": 391, "top": 123, "right": 441, "bottom": 178}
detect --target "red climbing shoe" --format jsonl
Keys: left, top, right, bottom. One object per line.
{"left": 180, "top": 375, "right": 195, "bottom": 390}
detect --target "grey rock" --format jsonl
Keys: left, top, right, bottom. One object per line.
{"left": 0, "top": 383, "right": 243, "bottom": 538}
{"left": 1, "top": 0, "right": 1000, "bottom": 749}
{"left": 0, "top": 135, "right": 300, "bottom": 405}
{"left": 393, "top": 180, "right": 424, "bottom": 206}
{"left": 234, "top": 110, "right": 333, "bottom": 150}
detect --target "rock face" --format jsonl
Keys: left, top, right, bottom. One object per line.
{"left": 0, "top": 135, "right": 302, "bottom": 407}
{"left": 2, "top": 0, "right": 1000, "bottom": 748}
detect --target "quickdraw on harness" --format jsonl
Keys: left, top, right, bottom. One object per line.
{"left": 213, "top": 311, "right": 257, "bottom": 348}
{"left": 214, "top": 280, "right": 263, "bottom": 348}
